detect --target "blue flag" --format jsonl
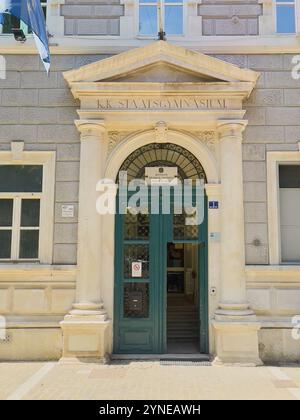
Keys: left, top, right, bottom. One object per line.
{"left": 0, "top": 0, "right": 50, "bottom": 72}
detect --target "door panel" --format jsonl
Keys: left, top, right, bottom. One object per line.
{"left": 113, "top": 190, "right": 208, "bottom": 354}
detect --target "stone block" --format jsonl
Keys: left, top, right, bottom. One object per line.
{"left": 74, "top": 55, "right": 109, "bottom": 68}
{"left": 285, "top": 126, "right": 300, "bottom": 143}
{"left": 39, "top": 89, "right": 77, "bottom": 107}
{"left": 199, "top": 4, "right": 261, "bottom": 17}
{"left": 202, "top": 19, "right": 214, "bottom": 35}
{"left": 20, "top": 71, "right": 58, "bottom": 88}
{"left": 37, "top": 125, "right": 79, "bottom": 143}
{"left": 215, "top": 19, "right": 248, "bottom": 36}
{"left": 5, "top": 55, "right": 39, "bottom": 71}
{"left": 51, "top": 288, "right": 75, "bottom": 314}
{"left": 248, "top": 55, "right": 283, "bottom": 71}
{"left": 284, "top": 89, "right": 300, "bottom": 106}
{"left": 245, "top": 107, "right": 266, "bottom": 125}
{"left": 212, "top": 321, "right": 262, "bottom": 366}
{"left": 20, "top": 107, "right": 57, "bottom": 124}
{"left": 53, "top": 244, "right": 77, "bottom": 264}
{"left": 266, "top": 143, "right": 298, "bottom": 151}
{"left": 56, "top": 161, "right": 80, "bottom": 182}
{"left": 57, "top": 143, "right": 80, "bottom": 161}
{"left": 245, "top": 223, "right": 268, "bottom": 245}
{"left": 0, "top": 107, "right": 20, "bottom": 124}
{"left": 266, "top": 107, "right": 300, "bottom": 125}
{"left": 0, "top": 328, "right": 62, "bottom": 361}
{"left": 247, "top": 288, "right": 272, "bottom": 314}
{"left": 243, "top": 126, "right": 284, "bottom": 143}
{"left": 244, "top": 202, "right": 267, "bottom": 223}
{"left": 57, "top": 107, "right": 78, "bottom": 124}
{"left": 0, "top": 125, "right": 37, "bottom": 142}
{"left": 94, "top": 5, "right": 124, "bottom": 17}
{"left": 13, "top": 288, "right": 47, "bottom": 314}
{"left": 245, "top": 244, "right": 269, "bottom": 264}
{"left": 40, "top": 56, "right": 75, "bottom": 71}
{"left": 244, "top": 182, "right": 267, "bottom": 202}
{"left": 61, "top": 5, "right": 92, "bottom": 17}
{"left": 265, "top": 71, "right": 300, "bottom": 88}
{"left": 212, "top": 54, "right": 248, "bottom": 68}
{"left": 243, "top": 161, "right": 266, "bottom": 182}
{"left": 2, "top": 89, "right": 38, "bottom": 107}
{"left": 0, "top": 71, "right": 20, "bottom": 88}
{"left": 56, "top": 182, "right": 79, "bottom": 202}
{"left": 243, "top": 144, "right": 266, "bottom": 161}
{"left": 54, "top": 223, "right": 78, "bottom": 244}
{"left": 246, "top": 89, "right": 283, "bottom": 107}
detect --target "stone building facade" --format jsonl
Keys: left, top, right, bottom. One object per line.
{"left": 0, "top": 0, "right": 300, "bottom": 364}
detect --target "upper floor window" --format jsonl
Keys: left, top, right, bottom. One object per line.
{"left": 0, "top": 1, "right": 47, "bottom": 35}
{"left": 276, "top": 0, "right": 296, "bottom": 33}
{"left": 139, "top": 0, "right": 184, "bottom": 36}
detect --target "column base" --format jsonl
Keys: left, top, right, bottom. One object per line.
{"left": 60, "top": 303, "right": 112, "bottom": 362}
{"left": 212, "top": 317, "right": 263, "bottom": 366}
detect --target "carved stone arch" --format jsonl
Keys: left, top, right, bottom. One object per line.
{"left": 105, "top": 129, "right": 219, "bottom": 184}
{"left": 118, "top": 142, "right": 207, "bottom": 183}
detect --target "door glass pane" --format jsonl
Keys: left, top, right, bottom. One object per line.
{"left": 0, "top": 199, "right": 13, "bottom": 227}
{"left": 124, "top": 211, "right": 149, "bottom": 240}
{"left": 124, "top": 244, "right": 149, "bottom": 278}
{"left": 0, "top": 165, "right": 43, "bottom": 192}
{"left": 139, "top": 5, "right": 157, "bottom": 35}
{"left": 165, "top": 5, "right": 183, "bottom": 35}
{"left": 173, "top": 211, "right": 198, "bottom": 240}
{"left": 21, "top": 199, "right": 40, "bottom": 227}
{"left": 19, "top": 230, "right": 39, "bottom": 259}
{"left": 0, "top": 230, "right": 12, "bottom": 258}
{"left": 124, "top": 282, "right": 149, "bottom": 318}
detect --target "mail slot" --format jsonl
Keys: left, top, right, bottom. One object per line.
{"left": 128, "top": 291, "right": 143, "bottom": 312}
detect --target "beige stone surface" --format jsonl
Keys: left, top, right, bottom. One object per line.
{"left": 0, "top": 361, "right": 299, "bottom": 400}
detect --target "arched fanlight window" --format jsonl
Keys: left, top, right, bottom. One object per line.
{"left": 118, "top": 143, "right": 206, "bottom": 183}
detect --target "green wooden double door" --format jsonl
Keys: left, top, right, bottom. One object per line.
{"left": 113, "top": 191, "right": 208, "bottom": 354}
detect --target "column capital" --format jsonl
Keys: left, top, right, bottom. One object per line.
{"left": 75, "top": 119, "right": 106, "bottom": 139}
{"left": 217, "top": 120, "right": 248, "bottom": 139}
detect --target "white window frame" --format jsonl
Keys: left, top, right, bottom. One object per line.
{"left": 0, "top": 151, "right": 55, "bottom": 264}
{"left": 267, "top": 148, "right": 300, "bottom": 265}
{"left": 137, "top": 0, "right": 186, "bottom": 38}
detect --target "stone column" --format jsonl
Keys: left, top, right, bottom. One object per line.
{"left": 212, "top": 120, "right": 262, "bottom": 366}
{"left": 60, "top": 120, "right": 111, "bottom": 362}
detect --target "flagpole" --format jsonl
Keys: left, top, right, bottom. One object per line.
{"left": 157, "top": 0, "right": 165, "bottom": 40}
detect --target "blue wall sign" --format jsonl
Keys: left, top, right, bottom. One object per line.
{"left": 209, "top": 201, "right": 219, "bottom": 209}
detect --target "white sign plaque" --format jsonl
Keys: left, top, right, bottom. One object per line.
{"left": 61, "top": 205, "right": 75, "bottom": 218}
{"left": 132, "top": 261, "right": 142, "bottom": 278}
{"left": 145, "top": 166, "right": 178, "bottom": 186}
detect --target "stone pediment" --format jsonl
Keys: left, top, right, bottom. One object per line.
{"left": 64, "top": 41, "right": 259, "bottom": 84}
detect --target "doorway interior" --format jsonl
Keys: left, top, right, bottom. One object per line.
{"left": 167, "top": 242, "right": 200, "bottom": 354}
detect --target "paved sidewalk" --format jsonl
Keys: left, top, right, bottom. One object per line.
{"left": 0, "top": 361, "right": 299, "bottom": 400}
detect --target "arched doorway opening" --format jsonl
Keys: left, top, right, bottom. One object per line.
{"left": 113, "top": 143, "right": 208, "bottom": 355}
